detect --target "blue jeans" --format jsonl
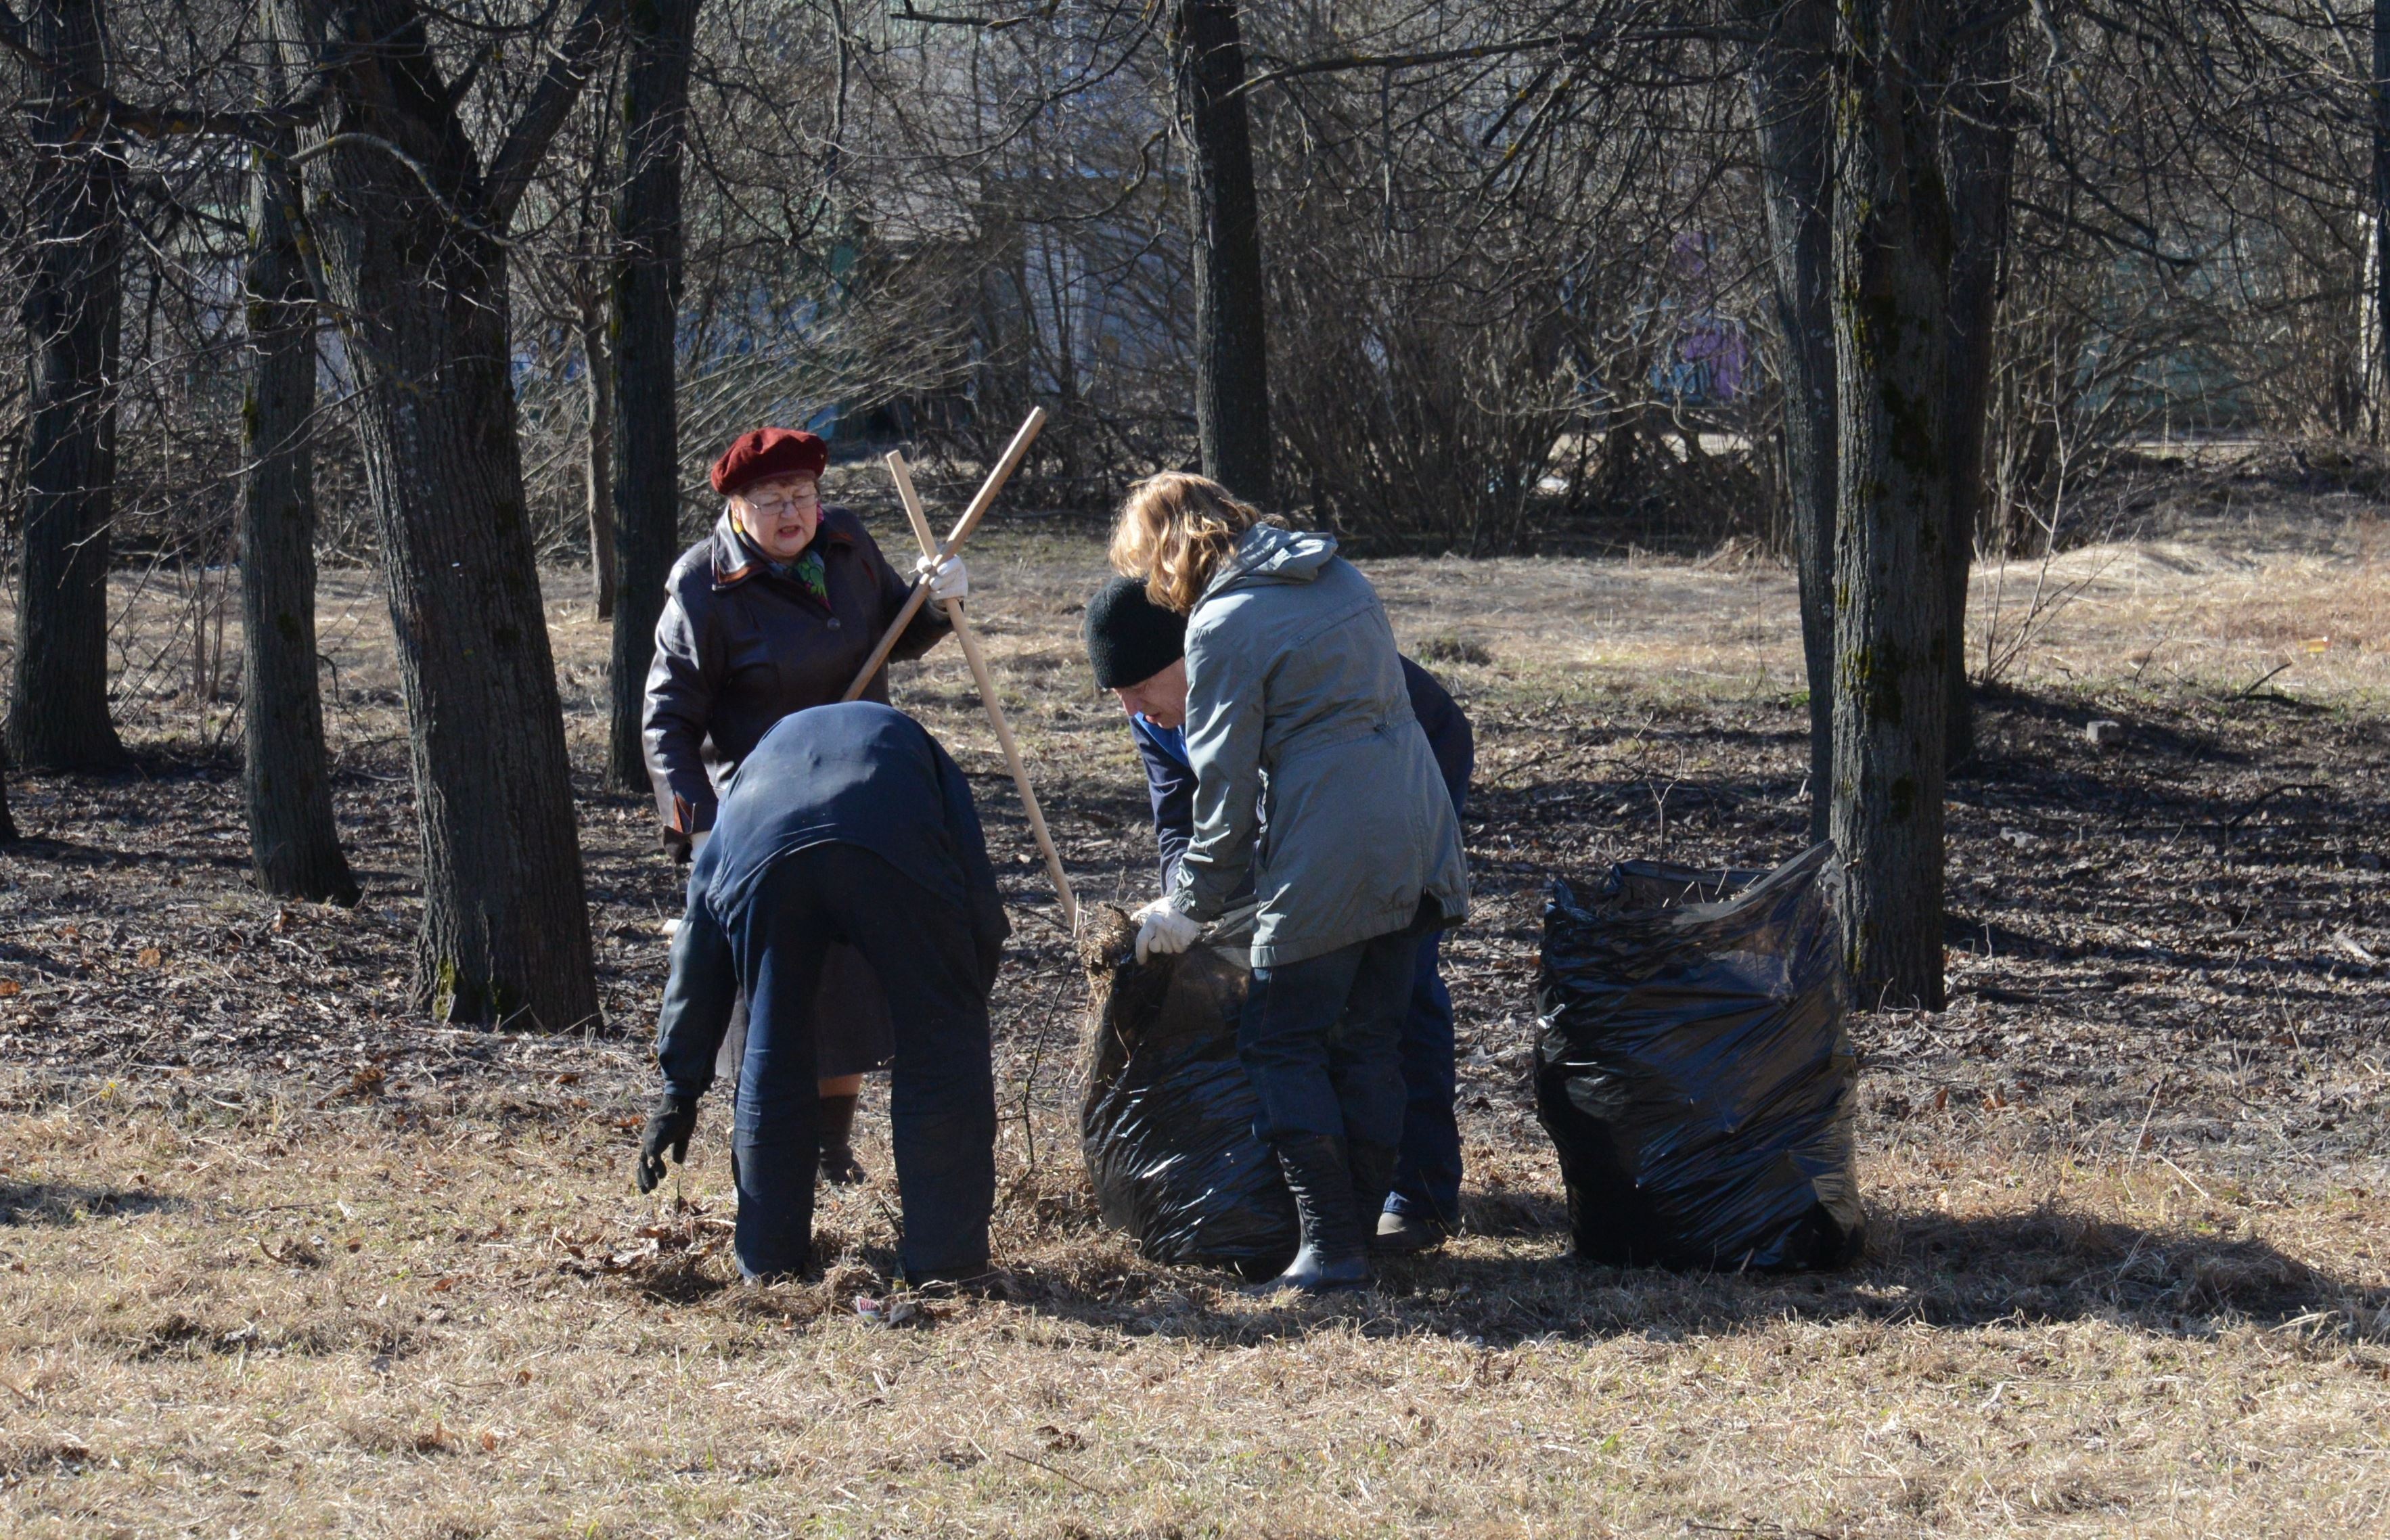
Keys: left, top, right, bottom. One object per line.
{"left": 1389, "top": 928, "right": 1462, "bottom": 1225}
{"left": 1237, "top": 926, "right": 1420, "bottom": 1154}
{"left": 728, "top": 845, "right": 995, "bottom": 1279}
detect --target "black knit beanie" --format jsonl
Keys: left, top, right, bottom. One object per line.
{"left": 1083, "top": 575, "right": 1188, "bottom": 689}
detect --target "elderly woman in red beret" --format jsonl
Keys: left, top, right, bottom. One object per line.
{"left": 642, "top": 426, "right": 967, "bottom": 1186}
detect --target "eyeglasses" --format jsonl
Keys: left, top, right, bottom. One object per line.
{"left": 742, "top": 487, "right": 820, "bottom": 514}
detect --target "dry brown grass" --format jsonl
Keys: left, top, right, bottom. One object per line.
{"left": 3, "top": 1081, "right": 2385, "bottom": 1537}
{"left": 3, "top": 458, "right": 2389, "bottom": 1535}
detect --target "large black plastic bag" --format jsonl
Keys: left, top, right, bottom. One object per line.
{"left": 1076, "top": 906, "right": 1297, "bottom": 1277}
{"left": 1598, "top": 859, "right": 1766, "bottom": 913}
{"left": 1535, "top": 843, "right": 1864, "bottom": 1271}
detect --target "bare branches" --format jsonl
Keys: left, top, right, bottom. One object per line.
{"left": 1240, "top": 20, "right": 1755, "bottom": 99}
{"left": 0, "top": 0, "right": 323, "bottom": 143}
{"left": 11, "top": 0, "right": 2390, "bottom": 610}
{"left": 482, "top": 0, "right": 624, "bottom": 227}
{"left": 290, "top": 131, "right": 499, "bottom": 236}
{"left": 890, "top": 0, "right": 1045, "bottom": 26}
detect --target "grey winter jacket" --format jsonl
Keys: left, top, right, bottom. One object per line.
{"left": 1168, "top": 524, "right": 1468, "bottom": 967}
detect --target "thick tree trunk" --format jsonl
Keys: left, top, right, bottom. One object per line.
{"left": 1748, "top": 0, "right": 1840, "bottom": 840}
{"left": 2371, "top": 0, "right": 2390, "bottom": 442}
{"left": 281, "top": 0, "right": 598, "bottom": 1028}
{"left": 1938, "top": 3, "right": 2013, "bottom": 769}
{"left": 581, "top": 295, "right": 616, "bottom": 622}
{"left": 1830, "top": 0, "right": 1955, "bottom": 1011}
{"left": 241, "top": 143, "right": 359, "bottom": 905}
{"left": 1171, "top": 0, "right": 1273, "bottom": 503}
{"left": 607, "top": 0, "right": 700, "bottom": 792}
{"left": 6, "top": 0, "right": 127, "bottom": 771}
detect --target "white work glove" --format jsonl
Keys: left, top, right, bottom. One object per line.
{"left": 1131, "top": 897, "right": 1201, "bottom": 964}
{"left": 914, "top": 552, "right": 969, "bottom": 602}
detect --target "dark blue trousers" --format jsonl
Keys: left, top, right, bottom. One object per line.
{"left": 728, "top": 844, "right": 996, "bottom": 1279}
{"left": 1237, "top": 925, "right": 1420, "bottom": 1154}
{"left": 1389, "top": 928, "right": 1462, "bottom": 1225}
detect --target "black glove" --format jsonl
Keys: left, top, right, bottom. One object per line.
{"left": 636, "top": 1093, "right": 698, "bottom": 1193}
{"left": 661, "top": 825, "right": 694, "bottom": 865}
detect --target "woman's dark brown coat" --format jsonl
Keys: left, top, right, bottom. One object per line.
{"left": 641, "top": 504, "right": 951, "bottom": 1082}
{"left": 642, "top": 506, "right": 948, "bottom": 843}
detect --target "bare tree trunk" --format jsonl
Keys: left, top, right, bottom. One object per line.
{"left": 1830, "top": 0, "right": 1955, "bottom": 1011}
{"left": 0, "top": 744, "right": 18, "bottom": 843}
{"left": 1938, "top": 2, "right": 2012, "bottom": 770}
{"left": 2371, "top": 0, "right": 2390, "bottom": 442}
{"left": 241, "top": 141, "right": 359, "bottom": 905}
{"left": 6, "top": 0, "right": 127, "bottom": 772}
{"left": 278, "top": 0, "right": 600, "bottom": 1028}
{"left": 1172, "top": 0, "right": 1273, "bottom": 503}
{"left": 581, "top": 294, "right": 616, "bottom": 622}
{"left": 1749, "top": 0, "right": 1839, "bottom": 841}
{"left": 607, "top": 0, "right": 700, "bottom": 792}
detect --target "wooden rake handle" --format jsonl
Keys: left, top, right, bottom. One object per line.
{"left": 840, "top": 407, "right": 1047, "bottom": 703}
{"left": 884, "top": 449, "right": 1078, "bottom": 933}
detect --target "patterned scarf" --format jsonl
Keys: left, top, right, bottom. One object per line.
{"left": 787, "top": 548, "right": 830, "bottom": 606}
{"left": 757, "top": 543, "right": 830, "bottom": 606}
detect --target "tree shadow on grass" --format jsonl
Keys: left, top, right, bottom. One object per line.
{"left": 620, "top": 1253, "right": 736, "bottom": 1305}
{"left": 0, "top": 1182, "right": 187, "bottom": 1226}
{"left": 1457, "top": 1187, "right": 1569, "bottom": 1238}
{"left": 1, "top": 834, "right": 247, "bottom": 874}
{"left": 988, "top": 1201, "right": 2383, "bottom": 1350}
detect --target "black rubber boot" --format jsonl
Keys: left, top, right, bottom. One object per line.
{"left": 816, "top": 1093, "right": 867, "bottom": 1186}
{"left": 1248, "top": 1133, "right": 1370, "bottom": 1296}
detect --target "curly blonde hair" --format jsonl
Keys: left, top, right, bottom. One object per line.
{"left": 1108, "top": 472, "right": 1270, "bottom": 614}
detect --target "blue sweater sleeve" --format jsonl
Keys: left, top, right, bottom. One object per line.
{"left": 1401, "top": 657, "right": 1474, "bottom": 819}
{"left": 1131, "top": 716, "right": 1197, "bottom": 890}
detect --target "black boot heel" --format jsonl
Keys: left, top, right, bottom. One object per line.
{"left": 1248, "top": 1133, "right": 1370, "bottom": 1296}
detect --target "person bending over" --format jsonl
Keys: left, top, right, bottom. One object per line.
{"left": 1083, "top": 574, "right": 1475, "bottom": 1254}
{"left": 642, "top": 427, "right": 968, "bottom": 1186}
{"left": 635, "top": 702, "right": 1006, "bottom": 1286}
{"left": 1106, "top": 474, "right": 1468, "bottom": 1294}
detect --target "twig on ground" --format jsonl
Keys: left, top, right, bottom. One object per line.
{"left": 2235, "top": 662, "right": 2293, "bottom": 700}
{"left": 2132, "top": 1078, "right": 2165, "bottom": 1161}
{"left": 1001, "top": 1446, "right": 1113, "bottom": 1495}
{"left": 1012, "top": 967, "right": 1070, "bottom": 1173}
{"left": 2211, "top": 783, "right": 2323, "bottom": 853}
{"left": 2155, "top": 1152, "right": 2213, "bottom": 1202}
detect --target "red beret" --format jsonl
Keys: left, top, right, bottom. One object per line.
{"left": 710, "top": 428, "right": 828, "bottom": 495}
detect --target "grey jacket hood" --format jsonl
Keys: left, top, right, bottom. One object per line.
{"left": 1201, "top": 524, "right": 1338, "bottom": 599}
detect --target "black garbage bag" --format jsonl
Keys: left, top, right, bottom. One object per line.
{"left": 1596, "top": 859, "right": 1767, "bottom": 913}
{"left": 1077, "top": 906, "right": 1297, "bottom": 1277}
{"left": 1535, "top": 842, "right": 1864, "bottom": 1271}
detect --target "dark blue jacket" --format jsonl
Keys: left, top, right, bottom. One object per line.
{"left": 655, "top": 703, "right": 1008, "bottom": 1099}
{"left": 1133, "top": 656, "right": 1472, "bottom": 891}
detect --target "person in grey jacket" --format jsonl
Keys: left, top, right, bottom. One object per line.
{"left": 1082, "top": 575, "right": 1476, "bottom": 1253}
{"left": 1108, "top": 473, "right": 1468, "bottom": 1294}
